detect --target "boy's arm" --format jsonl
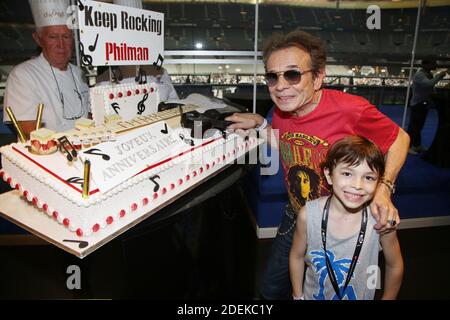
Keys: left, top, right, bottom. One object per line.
{"left": 379, "top": 231, "right": 404, "bottom": 300}
{"left": 289, "top": 207, "right": 308, "bottom": 299}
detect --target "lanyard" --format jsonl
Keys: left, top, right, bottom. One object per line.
{"left": 321, "top": 196, "right": 368, "bottom": 300}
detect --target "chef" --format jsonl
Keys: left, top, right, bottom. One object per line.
{"left": 3, "top": 0, "right": 90, "bottom": 135}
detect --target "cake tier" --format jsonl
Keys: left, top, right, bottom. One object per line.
{"left": 1, "top": 131, "right": 259, "bottom": 237}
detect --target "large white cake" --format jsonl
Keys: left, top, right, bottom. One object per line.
{"left": 0, "top": 109, "right": 260, "bottom": 237}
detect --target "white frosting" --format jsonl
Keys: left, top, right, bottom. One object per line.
{"left": 1, "top": 123, "right": 261, "bottom": 237}
{"left": 90, "top": 83, "right": 160, "bottom": 126}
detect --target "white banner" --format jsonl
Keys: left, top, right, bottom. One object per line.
{"left": 77, "top": 0, "right": 164, "bottom": 67}
{"left": 79, "top": 121, "right": 184, "bottom": 193}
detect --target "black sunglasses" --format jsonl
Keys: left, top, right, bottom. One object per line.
{"left": 264, "top": 69, "right": 312, "bottom": 86}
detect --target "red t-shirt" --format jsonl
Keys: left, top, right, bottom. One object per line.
{"left": 272, "top": 89, "right": 399, "bottom": 211}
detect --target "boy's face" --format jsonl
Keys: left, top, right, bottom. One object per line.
{"left": 265, "top": 46, "right": 325, "bottom": 116}
{"left": 324, "top": 160, "right": 379, "bottom": 211}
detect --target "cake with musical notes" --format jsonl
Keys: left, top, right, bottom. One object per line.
{"left": 90, "top": 82, "right": 160, "bottom": 126}
{"left": 0, "top": 111, "right": 260, "bottom": 237}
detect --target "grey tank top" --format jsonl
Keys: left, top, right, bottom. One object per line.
{"left": 302, "top": 197, "right": 380, "bottom": 300}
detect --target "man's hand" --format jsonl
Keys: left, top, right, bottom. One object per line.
{"left": 225, "top": 113, "right": 265, "bottom": 131}
{"left": 370, "top": 184, "right": 400, "bottom": 234}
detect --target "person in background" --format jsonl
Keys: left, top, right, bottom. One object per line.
{"left": 225, "top": 30, "right": 410, "bottom": 299}
{"left": 290, "top": 135, "right": 403, "bottom": 300}
{"left": 3, "top": 0, "right": 90, "bottom": 135}
{"left": 96, "top": 0, "right": 179, "bottom": 102}
{"left": 407, "top": 59, "right": 448, "bottom": 155}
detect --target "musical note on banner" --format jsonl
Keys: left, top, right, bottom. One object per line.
{"left": 63, "top": 239, "right": 89, "bottom": 249}
{"left": 79, "top": 43, "right": 94, "bottom": 70}
{"left": 66, "top": 177, "right": 84, "bottom": 189}
{"left": 152, "top": 54, "right": 164, "bottom": 70}
{"left": 160, "top": 123, "right": 168, "bottom": 134}
{"left": 111, "top": 103, "right": 120, "bottom": 114}
{"left": 77, "top": 0, "right": 85, "bottom": 11}
{"left": 149, "top": 175, "right": 160, "bottom": 192}
{"left": 137, "top": 93, "right": 148, "bottom": 115}
{"left": 89, "top": 34, "right": 99, "bottom": 52}
{"left": 84, "top": 148, "right": 111, "bottom": 161}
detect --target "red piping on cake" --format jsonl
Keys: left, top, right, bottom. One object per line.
{"left": 11, "top": 147, "right": 99, "bottom": 195}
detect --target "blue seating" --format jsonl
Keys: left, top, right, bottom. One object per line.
{"left": 242, "top": 107, "right": 288, "bottom": 236}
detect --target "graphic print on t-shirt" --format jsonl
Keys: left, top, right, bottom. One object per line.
{"left": 309, "top": 249, "right": 357, "bottom": 300}
{"left": 279, "top": 131, "right": 331, "bottom": 212}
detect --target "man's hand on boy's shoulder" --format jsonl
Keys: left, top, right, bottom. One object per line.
{"left": 370, "top": 187, "right": 400, "bottom": 235}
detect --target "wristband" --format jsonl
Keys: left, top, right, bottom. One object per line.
{"left": 380, "top": 178, "right": 396, "bottom": 194}
{"left": 256, "top": 118, "right": 268, "bottom": 132}
{"left": 292, "top": 295, "right": 304, "bottom": 300}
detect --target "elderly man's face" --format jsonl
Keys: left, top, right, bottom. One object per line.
{"left": 33, "top": 25, "right": 73, "bottom": 70}
{"left": 266, "top": 46, "right": 325, "bottom": 117}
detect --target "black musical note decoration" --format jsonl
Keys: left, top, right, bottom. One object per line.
{"left": 77, "top": 0, "right": 85, "bottom": 11}
{"left": 152, "top": 54, "right": 164, "bottom": 70}
{"left": 79, "top": 42, "right": 94, "bottom": 70}
{"left": 221, "top": 130, "right": 228, "bottom": 140}
{"left": 137, "top": 93, "right": 148, "bottom": 115}
{"left": 161, "top": 123, "right": 168, "bottom": 134}
{"left": 66, "top": 177, "right": 84, "bottom": 189}
{"left": 179, "top": 133, "right": 194, "bottom": 147}
{"left": 89, "top": 34, "right": 99, "bottom": 52}
{"left": 149, "top": 175, "right": 160, "bottom": 192}
{"left": 57, "top": 136, "right": 78, "bottom": 162}
{"left": 84, "top": 148, "right": 111, "bottom": 161}
{"left": 63, "top": 239, "right": 89, "bottom": 249}
{"left": 111, "top": 102, "right": 120, "bottom": 114}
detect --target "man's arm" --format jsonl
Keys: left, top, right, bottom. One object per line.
{"left": 415, "top": 69, "right": 447, "bottom": 88}
{"left": 370, "top": 127, "right": 410, "bottom": 233}
{"left": 4, "top": 67, "right": 40, "bottom": 137}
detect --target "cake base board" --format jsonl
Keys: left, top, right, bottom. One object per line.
{"left": 0, "top": 162, "right": 236, "bottom": 259}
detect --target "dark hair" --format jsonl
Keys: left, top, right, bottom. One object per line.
{"left": 287, "top": 164, "right": 321, "bottom": 207}
{"left": 421, "top": 59, "right": 436, "bottom": 70}
{"left": 321, "top": 135, "right": 385, "bottom": 178}
{"left": 262, "top": 30, "right": 327, "bottom": 79}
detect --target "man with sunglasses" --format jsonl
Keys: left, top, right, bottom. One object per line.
{"left": 226, "top": 30, "right": 410, "bottom": 300}
{"left": 3, "top": 0, "right": 90, "bottom": 136}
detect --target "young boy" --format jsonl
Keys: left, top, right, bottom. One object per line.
{"left": 289, "top": 135, "right": 404, "bottom": 300}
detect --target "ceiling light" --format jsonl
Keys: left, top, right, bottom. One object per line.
{"left": 195, "top": 42, "right": 203, "bottom": 49}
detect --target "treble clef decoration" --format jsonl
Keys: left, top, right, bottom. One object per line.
{"left": 137, "top": 93, "right": 148, "bottom": 115}
{"left": 79, "top": 42, "right": 94, "bottom": 70}
{"left": 84, "top": 148, "right": 111, "bottom": 161}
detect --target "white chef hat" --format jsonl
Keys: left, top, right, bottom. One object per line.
{"left": 113, "top": 0, "right": 143, "bottom": 9}
{"left": 29, "top": 0, "right": 70, "bottom": 28}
